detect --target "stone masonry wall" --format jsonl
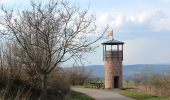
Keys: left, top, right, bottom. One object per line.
{"left": 104, "top": 58, "right": 122, "bottom": 89}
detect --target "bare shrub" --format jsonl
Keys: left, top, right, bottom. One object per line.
{"left": 150, "top": 71, "right": 170, "bottom": 96}
{"left": 48, "top": 69, "right": 70, "bottom": 96}
{"left": 66, "top": 66, "right": 99, "bottom": 86}
{"left": 131, "top": 67, "right": 170, "bottom": 97}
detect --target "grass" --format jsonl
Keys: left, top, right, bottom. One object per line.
{"left": 70, "top": 91, "right": 94, "bottom": 100}
{"left": 121, "top": 90, "right": 170, "bottom": 100}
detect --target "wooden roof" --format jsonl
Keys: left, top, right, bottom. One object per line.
{"left": 102, "top": 39, "right": 124, "bottom": 45}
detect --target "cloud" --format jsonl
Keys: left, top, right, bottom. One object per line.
{"left": 97, "top": 13, "right": 126, "bottom": 29}
{"left": 96, "top": 9, "right": 170, "bottom": 41}
{"left": 152, "top": 16, "right": 170, "bottom": 31}
{"left": 131, "top": 9, "right": 170, "bottom": 32}
{"left": 128, "top": 10, "right": 158, "bottom": 23}
{"left": 110, "top": 15, "right": 125, "bottom": 28}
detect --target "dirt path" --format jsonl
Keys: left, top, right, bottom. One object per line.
{"left": 72, "top": 87, "right": 135, "bottom": 100}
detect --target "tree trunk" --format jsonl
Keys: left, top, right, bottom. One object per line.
{"left": 41, "top": 73, "right": 47, "bottom": 100}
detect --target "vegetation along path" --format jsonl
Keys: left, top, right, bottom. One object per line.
{"left": 72, "top": 87, "right": 135, "bottom": 100}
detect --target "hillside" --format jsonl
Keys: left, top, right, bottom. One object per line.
{"left": 85, "top": 64, "right": 170, "bottom": 80}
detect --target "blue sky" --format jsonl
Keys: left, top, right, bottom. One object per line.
{"left": 1, "top": 0, "right": 170, "bottom": 66}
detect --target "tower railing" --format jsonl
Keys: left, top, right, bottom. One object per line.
{"left": 104, "top": 51, "right": 123, "bottom": 60}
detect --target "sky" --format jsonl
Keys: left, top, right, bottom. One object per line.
{"left": 0, "top": 0, "right": 170, "bottom": 66}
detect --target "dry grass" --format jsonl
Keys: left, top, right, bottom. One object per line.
{"left": 121, "top": 90, "right": 170, "bottom": 100}
{"left": 0, "top": 67, "right": 71, "bottom": 100}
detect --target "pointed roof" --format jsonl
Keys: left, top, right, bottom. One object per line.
{"left": 102, "top": 39, "right": 124, "bottom": 45}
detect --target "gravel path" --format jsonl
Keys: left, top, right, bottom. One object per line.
{"left": 72, "top": 87, "right": 135, "bottom": 100}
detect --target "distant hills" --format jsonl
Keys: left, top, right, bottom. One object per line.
{"left": 84, "top": 64, "right": 170, "bottom": 80}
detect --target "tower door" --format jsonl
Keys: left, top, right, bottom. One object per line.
{"left": 114, "top": 76, "right": 119, "bottom": 88}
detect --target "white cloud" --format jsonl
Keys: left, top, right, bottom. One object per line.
{"left": 96, "top": 13, "right": 126, "bottom": 32}
{"left": 125, "top": 9, "right": 170, "bottom": 32}
{"left": 110, "top": 15, "right": 125, "bottom": 28}
{"left": 129, "top": 10, "right": 156, "bottom": 23}
{"left": 152, "top": 16, "right": 170, "bottom": 31}
{"left": 97, "top": 9, "right": 170, "bottom": 34}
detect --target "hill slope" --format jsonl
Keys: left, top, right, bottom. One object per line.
{"left": 85, "top": 64, "right": 170, "bottom": 80}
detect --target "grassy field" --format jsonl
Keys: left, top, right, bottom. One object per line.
{"left": 70, "top": 91, "right": 94, "bottom": 100}
{"left": 121, "top": 90, "right": 170, "bottom": 100}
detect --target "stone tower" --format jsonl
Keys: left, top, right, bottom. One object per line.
{"left": 102, "top": 39, "right": 124, "bottom": 88}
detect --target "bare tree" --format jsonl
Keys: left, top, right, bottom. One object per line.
{"left": 0, "top": 0, "right": 105, "bottom": 99}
